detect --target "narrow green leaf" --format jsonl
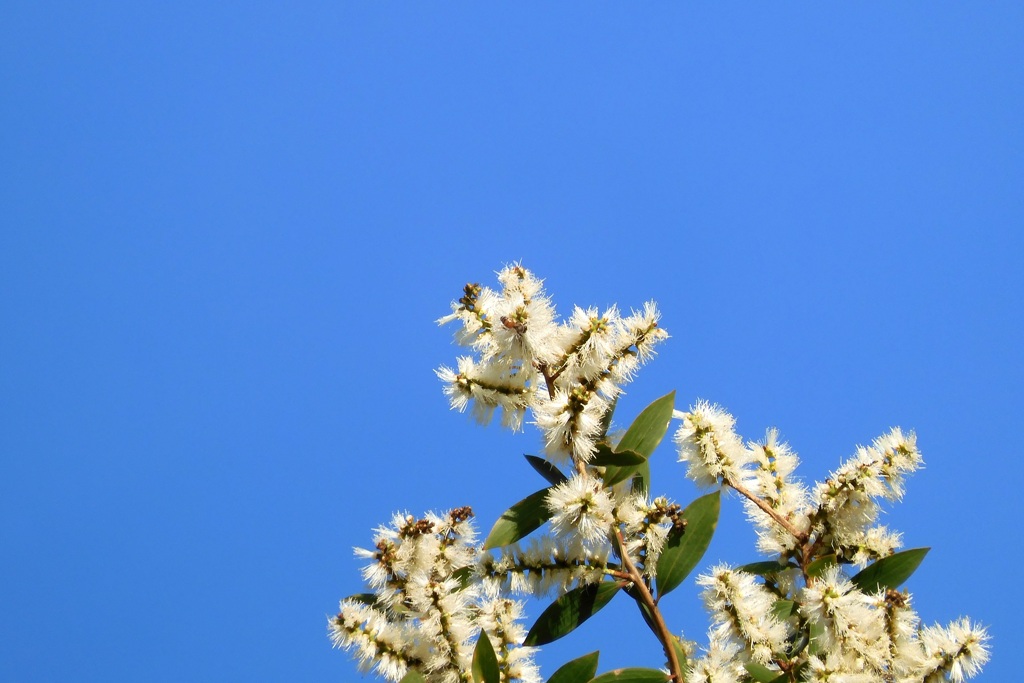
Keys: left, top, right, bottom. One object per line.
{"left": 768, "top": 674, "right": 789, "bottom": 683}
{"left": 625, "top": 585, "right": 658, "bottom": 634}
{"left": 472, "top": 632, "right": 501, "bottom": 683}
{"left": 399, "top": 671, "right": 426, "bottom": 683}
{"left": 452, "top": 566, "right": 475, "bottom": 591}
{"left": 785, "top": 629, "right": 810, "bottom": 658}
{"left": 806, "top": 554, "right": 837, "bottom": 578}
{"left": 632, "top": 460, "right": 651, "bottom": 497}
{"left": 602, "top": 463, "right": 644, "bottom": 488}
{"left": 524, "top": 581, "right": 622, "bottom": 646}
{"left": 735, "top": 560, "right": 794, "bottom": 576}
{"left": 771, "top": 599, "right": 796, "bottom": 620}
{"left": 669, "top": 636, "right": 689, "bottom": 672}
{"left": 807, "top": 618, "right": 826, "bottom": 655}
{"left": 615, "top": 391, "right": 676, "bottom": 457}
{"left": 851, "top": 547, "right": 930, "bottom": 594}
{"left": 744, "top": 662, "right": 784, "bottom": 683}
{"left": 525, "top": 455, "right": 569, "bottom": 486}
{"left": 588, "top": 668, "right": 670, "bottom": 683}
{"left": 546, "top": 651, "right": 600, "bottom": 683}
{"left": 591, "top": 444, "right": 646, "bottom": 466}
{"left": 483, "top": 487, "right": 554, "bottom": 550}
{"left": 599, "top": 396, "right": 618, "bottom": 438}
{"left": 655, "top": 490, "right": 720, "bottom": 597}
{"left": 345, "top": 592, "right": 377, "bottom": 606}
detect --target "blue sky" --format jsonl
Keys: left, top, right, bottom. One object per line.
{"left": 2, "top": 3, "right": 1021, "bottom": 681}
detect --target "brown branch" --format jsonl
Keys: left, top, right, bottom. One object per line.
{"left": 724, "top": 479, "right": 808, "bottom": 544}
{"left": 605, "top": 569, "right": 633, "bottom": 581}
{"left": 537, "top": 362, "right": 557, "bottom": 400}
{"left": 613, "top": 529, "right": 685, "bottom": 683}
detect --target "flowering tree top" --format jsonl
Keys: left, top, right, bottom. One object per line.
{"left": 330, "top": 264, "right": 989, "bottom": 683}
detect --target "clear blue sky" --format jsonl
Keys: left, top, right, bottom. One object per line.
{"left": 2, "top": 3, "right": 1021, "bottom": 681}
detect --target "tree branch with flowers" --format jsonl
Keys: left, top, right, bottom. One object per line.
{"left": 329, "top": 264, "right": 989, "bottom": 683}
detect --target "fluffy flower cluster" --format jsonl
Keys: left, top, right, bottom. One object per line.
{"left": 437, "top": 264, "right": 668, "bottom": 464}
{"left": 799, "top": 567, "right": 989, "bottom": 682}
{"left": 329, "top": 508, "right": 540, "bottom": 683}
{"left": 809, "top": 428, "right": 922, "bottom": 565}
{"left": 675, "top": 400, "right": 923, "bottom": 568}
{"left": 672, "top": 402, "right": 988, "bottom": 681}
{"left": 480, "top": 535, "right": 611, "bottom": 598}
{"left": 674, "top": 400, "right": 752, "bottom": 488}
{"left": 742, "top": 428, "right": 810, "bottom": 556}
{"left": 686, "top": 565, "right": 990, "bottom": 682}
{"left": 697, "top": 564, "right": 788, "bottom": 665}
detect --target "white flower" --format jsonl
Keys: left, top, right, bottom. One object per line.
{"left": 481, "top": 535, "right": 610, "bottom": 598}
{"left": 687, "top": 632, "right": 748, "bottom": 683}
{"left": 698, "top": 564, "right": 789, "bottom": 664}
{"left": 437, "top": 281, "right": 502, "bottom": 352}
{"left": 675, "top": 400, "right": 751, "bottom": 487}
{"left": 918, "top": 617, "right": 990, "bottom": 682}
{"left": 804, "top": 650, "right": 877, "bottom": 683}
{"left": 810, "top": 429, "right": 923, "bottom": 551}
{"left": 883, "top": 592, "right": 928, "bottom": 678}
{"left": 487, "top": 265, "right": 562, "bottom": 367}
{"left": 800, "top": 566, "right": 888, "bottom": 671}
{"left": 533, "top": 388, "right": 609, "bottom": 464}
{"left": 615, "top": 301, "right": 668, "bottom": 368}
{"left": 560, "top": 305, "right": 623, "bottom": 381}
{"left": 842, "top": 524, "right": 903, "bottom": 566}
{"left": 872, "top": 427, "right": 922, "bottom": 501}
{"left": 547, "top": 473, "right": 616, "bottom": 546}
{"left": 742, "top": 428, "right": 810, "bottom": 555}
{"left": 330, "top": 600, "right": 424, "bottom": 682}
{"left": 476, "top": 598, "right": 541, "bottom": 683}
{"left": 436, "top": 356, "right": 535, "bottom": 430}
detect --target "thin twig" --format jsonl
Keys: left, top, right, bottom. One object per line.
{"left": 604, "top": 568, "right": 633, "bottom": 581}
{"left": 724, "top": 479, "right": 808, "bottom": 543}
{"left": 613, "top": 529, "right": 685, "bottom": 683}
{"left": 538, "top": 362, "right": 557, "bottom": 400}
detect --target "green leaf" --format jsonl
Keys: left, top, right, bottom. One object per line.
{"left": 599, "top": 396, "right": 618, "bottom": 438}
{"left": 588, "top": 668, "right": 670, "bottom": 683}
{"left": 472, "top": 632, "right": 501, "bottom": 683}
{"left": 735, "top": 560, "right": 794, "bottom": 576}
{"left": 451, "top": 566, "right": 475, "bottom": 591}
{"left": 591, "top": 444, "right": 646, "bottom": 466}
{"left": 524, "top": 581, "right": 622, "bottom": 646}
{"left": 525, "top": 455, "right": 569, "bottom": 487}
{"left": 744, "top": 662, "right": 784, "bottom": 683}
{"left": 345, "top": 592, "right": 377, "bottom": 606}
{"left": 602, "top": 463, "right": 645, "bottom": 488}
{"left": 806, "top": 554, "right": 837, "bottom": 578}
{"left": 595, "top": 442, "right": 648, "bottom": 488}
{"left": 546, "top": 651, "right": 600, "bottom": 683}
{"left": 851, "top": 547, "right": 930, "bottom": 594}
{"left": 655, "top": 490, "right": 720, "bottom": 597}
{"left": 483, "top": 487, "right": 553, "bottom": 550}
{"left": 771, "top": 599, "right": 796, "bottom": 620}
{"left": 615, "top": 391, "right": 676, "bottom": 457}
{"left": 788, "top": 661, "right": 810, "bottom": 681}
{"left": 669, "top": 636, "right": 689, "bottom": 671}
{"left": 399, "top": 671, "right": 426, "bottom": 683}
{"left": 768, "top": 674, "right": 789, "bottom": 683}
{"left": 785, "top": 629, "right": 810, "bottom": 658}
{"left": 632, "top": 460, "right": 651, "bottom": 497}
{"left": 807, "top": 618, "right": 826, "bottom": 655}
{"left": 625, "top": 584, "right": 657, "bottom": 634}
